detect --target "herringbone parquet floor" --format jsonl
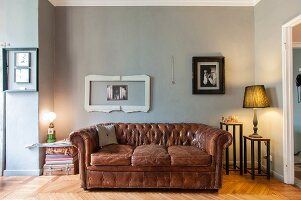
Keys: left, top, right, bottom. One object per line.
{"left": 1, "top": 173, "right": 301, "bottom": 200}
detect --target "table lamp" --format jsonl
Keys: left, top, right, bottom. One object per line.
{"left": 243, "top": 85, "right": 270, "bottom": 138}
{"left": 46, "top": 112, "right": 57, "bottom": 143}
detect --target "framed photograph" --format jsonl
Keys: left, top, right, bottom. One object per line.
{"left": 15, "top": 52, "right": 31, "bottom": 67}
{"left": 107, "top": 85, "right": 128, "bottom": 101}
{"left": 192, "top": 56, "right": 225, "bottom": 94}
{"left": 15, "top": 68, "right": 30, "bottom": 83}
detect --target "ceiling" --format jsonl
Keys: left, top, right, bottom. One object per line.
{"left": 48, "top": 0, "right": 262, "bottom": 7}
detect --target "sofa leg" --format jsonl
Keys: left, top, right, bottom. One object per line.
{"left": 81, "top": 183, "right": 87, "bottom": 190}
{"left": 208, "top": 189, "right": 219, "bottom": 193}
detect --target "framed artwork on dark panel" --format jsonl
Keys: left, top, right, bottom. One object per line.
{"left": 192, "top": 56, "right": 225, "bottom": 94}
{"left": 2, "top": 48, "right": 38, "bottom": 92}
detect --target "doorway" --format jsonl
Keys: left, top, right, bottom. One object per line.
{"left": 293, "top": 23, "right": 301, "bottom": 186}
{"left": 282, "top": 14, "right": 301, "bottom": 185}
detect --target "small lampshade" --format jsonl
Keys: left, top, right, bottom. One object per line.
{"left": 243, "top": 85, "right": 270, "bottom": 108}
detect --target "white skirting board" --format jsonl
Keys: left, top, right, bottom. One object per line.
{"left": 3, "top": 169, "right": 42, "bottom": 176}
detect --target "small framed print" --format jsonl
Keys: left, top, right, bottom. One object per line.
{"left": 192, "top": 56, "right": 225, "bottom": 94}
{"left": 107, "top": 85, "right": 128, "bottom": 101}
{"left": 15, "top": 68, "right": 30, "bottom": 83}
{"left": 15, "top": 52, "right": 31, "bottom": 67}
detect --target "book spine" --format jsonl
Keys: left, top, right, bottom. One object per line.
{"left": 45, "top": 160, "right": 73, "bottom": 165}
{"left": 43, "top": 164, "right": 75, "bottom": 176}
{"left": 46, "top": 154, "right": 72, "bottom": 159}
{"left": 45, "top": 156, "right": 78, "bottom": 165}
{"left": 44, "top": 163, "right": 74, "bottom": 167}
{"left": 46, "top": 147, "right": 77, "bottom": 156}
{"left": 45, "top": 157, "right": 73, "bottom": 161}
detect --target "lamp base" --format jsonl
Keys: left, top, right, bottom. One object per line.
{"left": 250, "top": 109, "right": 262, "bottom": 138}
{"left": 47, "top": 139, "right": 56, "bottom": 143}
{"left": 47, "top": 134, "right": 56, "bottom": 143}
{"left": 47, "top": 125, "right": 56, "bottom": 143}
{"left": 249, "top": 133, "right": 262, "bottom": 138}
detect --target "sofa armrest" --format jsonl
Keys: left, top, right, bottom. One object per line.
{"left": 69, "top": 126, "right": 99, "bottom": 189}
{"left": 193, "top": 126, "right": 232, "bottom": 188}
{"left": 193, "top": 126, "right": 232, "bottom": 156}
{"left": 213, "top": 131, "right": 232, "bottom": 188}
{"left": 205, "top": 128, "right": 232, "bottom": 156}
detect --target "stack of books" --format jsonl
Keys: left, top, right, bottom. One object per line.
{"left": 43, "top": 145, "right": 79, "bottom": 176}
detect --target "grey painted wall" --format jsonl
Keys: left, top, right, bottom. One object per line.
{"left": 294, "top": 48, "right": 301, "bottom": 154}
{"left": 54, "top": 7, "right": 255, "bottom": 139}
{"left": 254, "top": 0, "right": 301, "bottom": 179}
{"left": 2, "top": 0, "right": 40, "bottom": 176}
{"left": 38, "top": 0, "right": 55, "bottom": 170}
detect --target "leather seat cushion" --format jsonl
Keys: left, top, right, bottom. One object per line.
{"left": 91, "top": 144, "right": 133, "bottom": 166}
{"left": 168, "top": 146, "right": 212, "bottom": 166}
{"left": 132, "top": 145, "right": 170, "bottom": 166}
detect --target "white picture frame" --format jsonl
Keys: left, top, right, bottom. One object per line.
{"left": 85, "top": 75, "right": 150, "bottom": 113}
{"left": 15, "top": 52, "right": 31, "bottom": 67}
{"left": 15, "top": 68, "right": 30, "bottom": 83}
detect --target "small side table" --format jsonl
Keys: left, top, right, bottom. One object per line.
{"left": 25, "top": 140, "right": 79, "bottom": 176}
{"left": 243, "top": 136, "right": 270, "bottom": 180}
{"left": 25, "top": 139, "right": 72, "bottom": 148}
{"left": 220, "top": 122, "right": 243, "bottom": 175}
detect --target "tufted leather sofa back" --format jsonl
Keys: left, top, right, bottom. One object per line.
{"left": 111, "top": 123, "right": 215, "bottom": 148}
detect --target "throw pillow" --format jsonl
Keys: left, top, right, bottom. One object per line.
{"left": 96, "top": 124, "right": 118, "bottom": 148}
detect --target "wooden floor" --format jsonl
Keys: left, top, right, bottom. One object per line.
{"left": 1, "top": 173, "right": 301, "bottom": 200}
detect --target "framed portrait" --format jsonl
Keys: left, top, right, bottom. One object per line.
{"left": 15, "top": 52, "right": 31, "bottom": 67}
{"left": 107, "top": 85, "right": 128, "bottom": 101}
{"left": 192, "top": 56, "right": 225, "bottom": 94}
{"left": 15, "top": 68, "right": 30, "bottom": 83}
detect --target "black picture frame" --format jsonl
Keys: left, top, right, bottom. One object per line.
{"left": 192, "top": 56, "right": 225, "bottom": 94}
{"left": 3, "top": 48, "right": 39, "bottom": 92}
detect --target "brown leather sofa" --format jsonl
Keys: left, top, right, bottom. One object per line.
{"left": 69, "top": 123, "right": 232, "bottom": 190}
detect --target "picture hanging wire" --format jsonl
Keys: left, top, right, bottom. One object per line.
{"left": 171, "top": 56, "right": 175, "bottom": 85}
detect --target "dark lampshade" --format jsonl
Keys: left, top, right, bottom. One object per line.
{"left": 243, "top": 85, "right": 270, "bottom": 108}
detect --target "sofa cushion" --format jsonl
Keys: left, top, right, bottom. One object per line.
{"left": 168, "top": 146, "right": 212, "bottom": 166}
{"left": 132, "top": 145, "right": 170, "bottom": 166}
{"left": 91, "top": 144, "right": 133, "bottom": 166}
{"left": 96, "top": 124, "right": 118, "bottom": 148}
